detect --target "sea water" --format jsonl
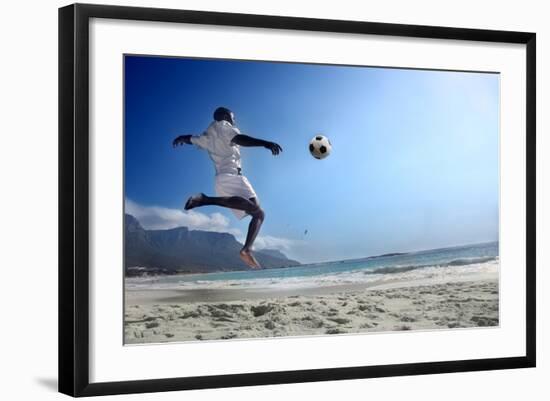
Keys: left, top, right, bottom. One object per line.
{"left": 126, "top": 242, "right": 499, "bottom": 291}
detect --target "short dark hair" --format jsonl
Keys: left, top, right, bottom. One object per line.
{"left": 213, "top": 107, "right": 234, "bottom": 124}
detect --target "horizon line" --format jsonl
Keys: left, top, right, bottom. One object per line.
{"left": 125, "top": 212, "right": 498, "bottom": 266}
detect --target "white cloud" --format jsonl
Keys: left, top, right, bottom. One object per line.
{"left": 126, "top": 199, "right": 301, "bottom": 258}
{"left": 125, "top": 198, "right": 241, "bottom": 236}
{"left": 253, "top": 235, "right": 296, "bottom": 251}
{"left": 235, "top": 233, "right": 301, "bottom": 253}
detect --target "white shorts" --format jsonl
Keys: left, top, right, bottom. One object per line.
{"left": 215, "top": 174, "right": 258, "bottom": 219}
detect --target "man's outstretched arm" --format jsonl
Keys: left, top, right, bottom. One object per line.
{"left": 231, "top": 134, "right": 283, "bottom": 155}
{"left": 172, "top": 134, "right": 192, "bottom": 147}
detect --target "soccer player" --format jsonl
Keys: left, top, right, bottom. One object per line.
{"left": 172, "top": 107, "right": 282, "bottom": 269}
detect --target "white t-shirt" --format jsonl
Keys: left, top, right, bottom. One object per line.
{"left": 190, "top": 120, "right": 242, "bottom": 175}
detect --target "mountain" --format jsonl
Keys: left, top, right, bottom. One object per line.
{"left": 256, "top": 248, "right": 290, "bottom": 260}
{"left": 124, "top": 214, "right": 300, "bottom": 275}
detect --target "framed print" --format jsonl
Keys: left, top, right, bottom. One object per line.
{"left": 58, "top": 3, "right": 536, "bottom": 397}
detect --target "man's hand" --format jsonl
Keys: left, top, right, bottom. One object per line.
{"left": 230, "top": 134, "right": 282, "bottom": 155}
{"left": 172, "top": 135, "right": 192, "bottom": 147}
{"left": 264, "top": 141, "right": 283, "bottom": 156}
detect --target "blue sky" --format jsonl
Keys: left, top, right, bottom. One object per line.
{"left": 124, "top": 55, "right": 499, "bottom": 263}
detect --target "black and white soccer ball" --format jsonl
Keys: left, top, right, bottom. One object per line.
{"left": 309, "top": 135, "right": 332, "bottom": 160}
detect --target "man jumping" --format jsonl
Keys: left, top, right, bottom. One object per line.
{"left": 172, "top": 107, "right": 282, "bottom": 269}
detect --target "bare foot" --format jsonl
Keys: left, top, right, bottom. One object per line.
{"left": 184, "top": 193, "right": 205, "bottom": 210}
{"left": 240, "top": 249, "right": 261, "bottom": 269}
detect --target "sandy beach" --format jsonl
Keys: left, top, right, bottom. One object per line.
{"left": 124, "top": 270, "right": 499, "bottom": 344}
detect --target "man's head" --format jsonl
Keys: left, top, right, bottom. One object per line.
{"left": 213, "top": 107, "right": 235, "bottom": 125}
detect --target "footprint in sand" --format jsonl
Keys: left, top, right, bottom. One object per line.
{"left": 214, "top": 317, "right": 237, "bottom": 323}
{"left": 327, "top": 317, "right": 351, "bottom": 325}
{"left": 265, "top": 321, "right": 276, "bottom": 330}
{"left": 470, "top": 316, "right": 498, "bottom": 326}
{"left": 326, "top": 328, "right": 347, "bottom": 334}
{"left": 179, "top": 311, "right": 200, "bottom": 319}
{"left": 251, "top": 304, "right": 274, "bottom": 317}
{"left": 302, "top": 315, "right": 324, "bottom": 328}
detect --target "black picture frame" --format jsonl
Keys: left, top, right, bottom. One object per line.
{"left": 59, "top": 3, "right": 536, "bottom": 397}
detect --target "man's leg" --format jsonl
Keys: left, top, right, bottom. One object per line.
{"left": 241, "top": 197, "right": 264, "bottom": 250}
{"left": 186, "top": 193, "right": 256, "bottom": 213}
{"left": 185, "top": 193, "right": 264, "bottom": 268}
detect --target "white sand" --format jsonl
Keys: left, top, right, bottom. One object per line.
{"left": 124, "top": 271, "right": 499, "bottom": 344}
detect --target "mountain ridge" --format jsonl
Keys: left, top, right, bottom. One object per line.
{"left": 125, "top": 214, "right": 299, "bottom": 275}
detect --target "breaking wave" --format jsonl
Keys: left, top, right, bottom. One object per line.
{"left": 364, "top": 256, "right": 498, "bottom": 275}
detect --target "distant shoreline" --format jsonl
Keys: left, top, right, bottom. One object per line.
{"left": 125, "top": 240, "right": 498, "bottom": 277}
{"left": 125, "top": 263, "right": 301, "bottom": 278}
{"left": 125, "top": 268, "right": 498, "bottom": 303}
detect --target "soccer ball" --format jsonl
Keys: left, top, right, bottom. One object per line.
{"left": 309, "top": 135, "right": 332, "bottom": 159}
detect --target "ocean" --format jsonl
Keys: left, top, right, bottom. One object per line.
{"left": 126, "top": 241, "right": 499, "bottom": 291}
